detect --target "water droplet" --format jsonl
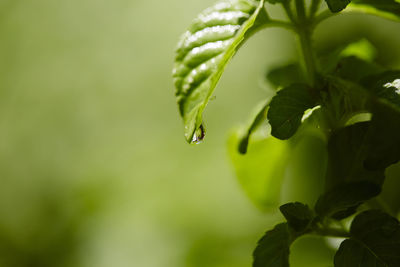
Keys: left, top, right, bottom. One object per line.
{"left": 191, "top": 124, "right": 206, "bottom": 144}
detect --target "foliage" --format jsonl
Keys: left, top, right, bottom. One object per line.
{"left": 172, "top": 0, "right": 400, "bottom": 266}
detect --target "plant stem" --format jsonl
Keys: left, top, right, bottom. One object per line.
{"left": 294, "top": 0, "right": 317, "bottom": 86}
{"left": 298, "top": 27, "right": 316, "bottom": 85}
{"left": 282, "top": 1, "right": 296, "bottom": 22}
{"left": 309, "top": 0, "right": 321, "bottom": 18}
{"left": 295, "top": 0, "right": 307, "bottom": 21}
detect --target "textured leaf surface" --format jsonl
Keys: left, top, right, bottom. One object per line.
{"left": 350, "top": 0, "right": 400, "bottom": 21}
{"left": 173, "top": 0, "right": 266, "bottom": 143}
{"left": 315, "top": 181, "right": 381, "bottom": 219}
{"left": 335, "top": 210, "right": 400, "bottom": 267}
{"left": 364, "top": 104, "right": 400, "bottom": 170}
{"left": 253, "top": 223, "right": 293, "bottom": 267}
{"left": 325, "top": 0, "right": 352, "bottom": 12}
{"left": 267, "top": 84, "right": 317, "bottom": 140}
{"left": 280, "top": 202, "right": 313, "bottom": 232}
{"left": 325, "top": 122, "right": 385, "bottom": 187}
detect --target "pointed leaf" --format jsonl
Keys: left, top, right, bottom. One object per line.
{"left": 267, "top": 84, "right": 318, "bottom": 140}
{"left": 280, "top": 202, "right": 314, "bottom": 232}
{"left": 173, "top": 0, "right": 267, "bottom": 143}
{"left": 237, "top": 100, "right": 269, "bottom": 154}
{"left": 349, "top": 0, "right": 400, "bottom": 21}
{"left": 253, "top": 223, "right": 294, "bottom": 267}
{"left": 335, "top": 210, "right": 400, "bottom": 267}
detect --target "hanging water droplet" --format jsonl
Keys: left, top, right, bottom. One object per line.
{"left": 191, "top": 124, "right": 206, "bottom": 144}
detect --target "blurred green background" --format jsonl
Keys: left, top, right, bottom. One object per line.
{"left": 0, "top": 0, "right": 400, "bottom": 266}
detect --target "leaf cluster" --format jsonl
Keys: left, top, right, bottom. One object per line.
{"left": 172, "top": 0, "right": 400, "bottom": 266}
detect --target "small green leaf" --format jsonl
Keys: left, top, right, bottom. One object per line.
{"left": 325, "top": 0, "right": 352, "bottom": 12}
{"left": 237, "top": 100, "right": 269, "bottom": 154}
{"left": 315, "top": 181, "right": 381, "bottom": 219}
{"left": 361, "top": 71, "right": 400, "bottom": 111}
{"left": 266, "top": 63, "right": 306, "bottom": 88}
{"left": 173, "top": 0, "right": 267, "bottom": 143}
{"left": 349, "top": 0, "right": 400, "bottom": 21}
{"left": 253, "top": 223, "right": 295, "bottom": 267}
{"left": 228, "top": 132, "right": 289, "bottom": 211}
{"left": 267, "top": 84, "right": 318, "bottom": 140}
{"left": 280, "top": 202, "right": 314, "bottom": 232}
{"left": 334, "top": 210, "right": 400, "bottom": 267}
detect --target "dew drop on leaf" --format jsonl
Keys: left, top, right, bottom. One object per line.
{"left": 191, "top": 124, "right": 206, "bottom": 144}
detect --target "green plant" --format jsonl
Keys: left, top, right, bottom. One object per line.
{"left": 172, "top": 0, "right": 400, "bottom": 266}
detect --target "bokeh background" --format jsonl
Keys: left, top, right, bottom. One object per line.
{"left": 0, "top": 0, "right": 400, "bottom": 266}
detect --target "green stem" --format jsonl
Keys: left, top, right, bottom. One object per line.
{"left": 282, "top": 1, "right": 296, "bottom": 22}
{"left": 298, "top": 28, "right": 316, "bottom": 85}
{"left": 295, "top": 0, "right": 307, "bottom": 21}
{"left": 293, "top": 0, "right": 317, "bottom": 86}
{"left": 309, "top": 0, "right": 322, "bottom": 18}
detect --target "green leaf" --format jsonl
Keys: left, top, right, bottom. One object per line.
{"left": 280, "top": 202, "right": 314, "bottom": 232}
{"left": 266, "top": 63, "right": 306, "bottom": 88}
{"left": 173, "top": 0, "right": 267, "bottom": 143}
{"left": 325, "top": 122, "right": 385, "bottom": 187}
{"left": 334, "top": 56, "right": 383, "bottom": 83}
{"left": 340, "top": 39, "right": 377, "bottom": 62}
{"left": 335, "top": 239, "right": 386, "bottom": 266}
{"left": 315, "top": 181, "right": 381, "bottom": 219}
{"left": 267, "top": 84, "right": 318, "bottom": 140}
{"left": 319, "top": 39, "right": 377, "bottom": 74}
{"left": 228, "top": 131, "right": 289, "bottom": 211}
{"left": 361, "top": 71, "right": 400, "bottom": 111}
{"left": 325, "top": 0, "right": 352, "bottom": 12}
{"left": 253, "top": 223, "right": 295, "bottom": 267}
{"left": 349, "top": 0, "right": 400, "bottom": 21}
{"left": 334, "top": 210, "right": 400, "bottom": 267}
{"left": 317, "top": 122, "right": 386, "bottom": 219}
{"left": 364, "top": 104, "right": 400, "bottom": 170}
{"left": 237, "top": 100, "right": 269, "bottom": 154}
